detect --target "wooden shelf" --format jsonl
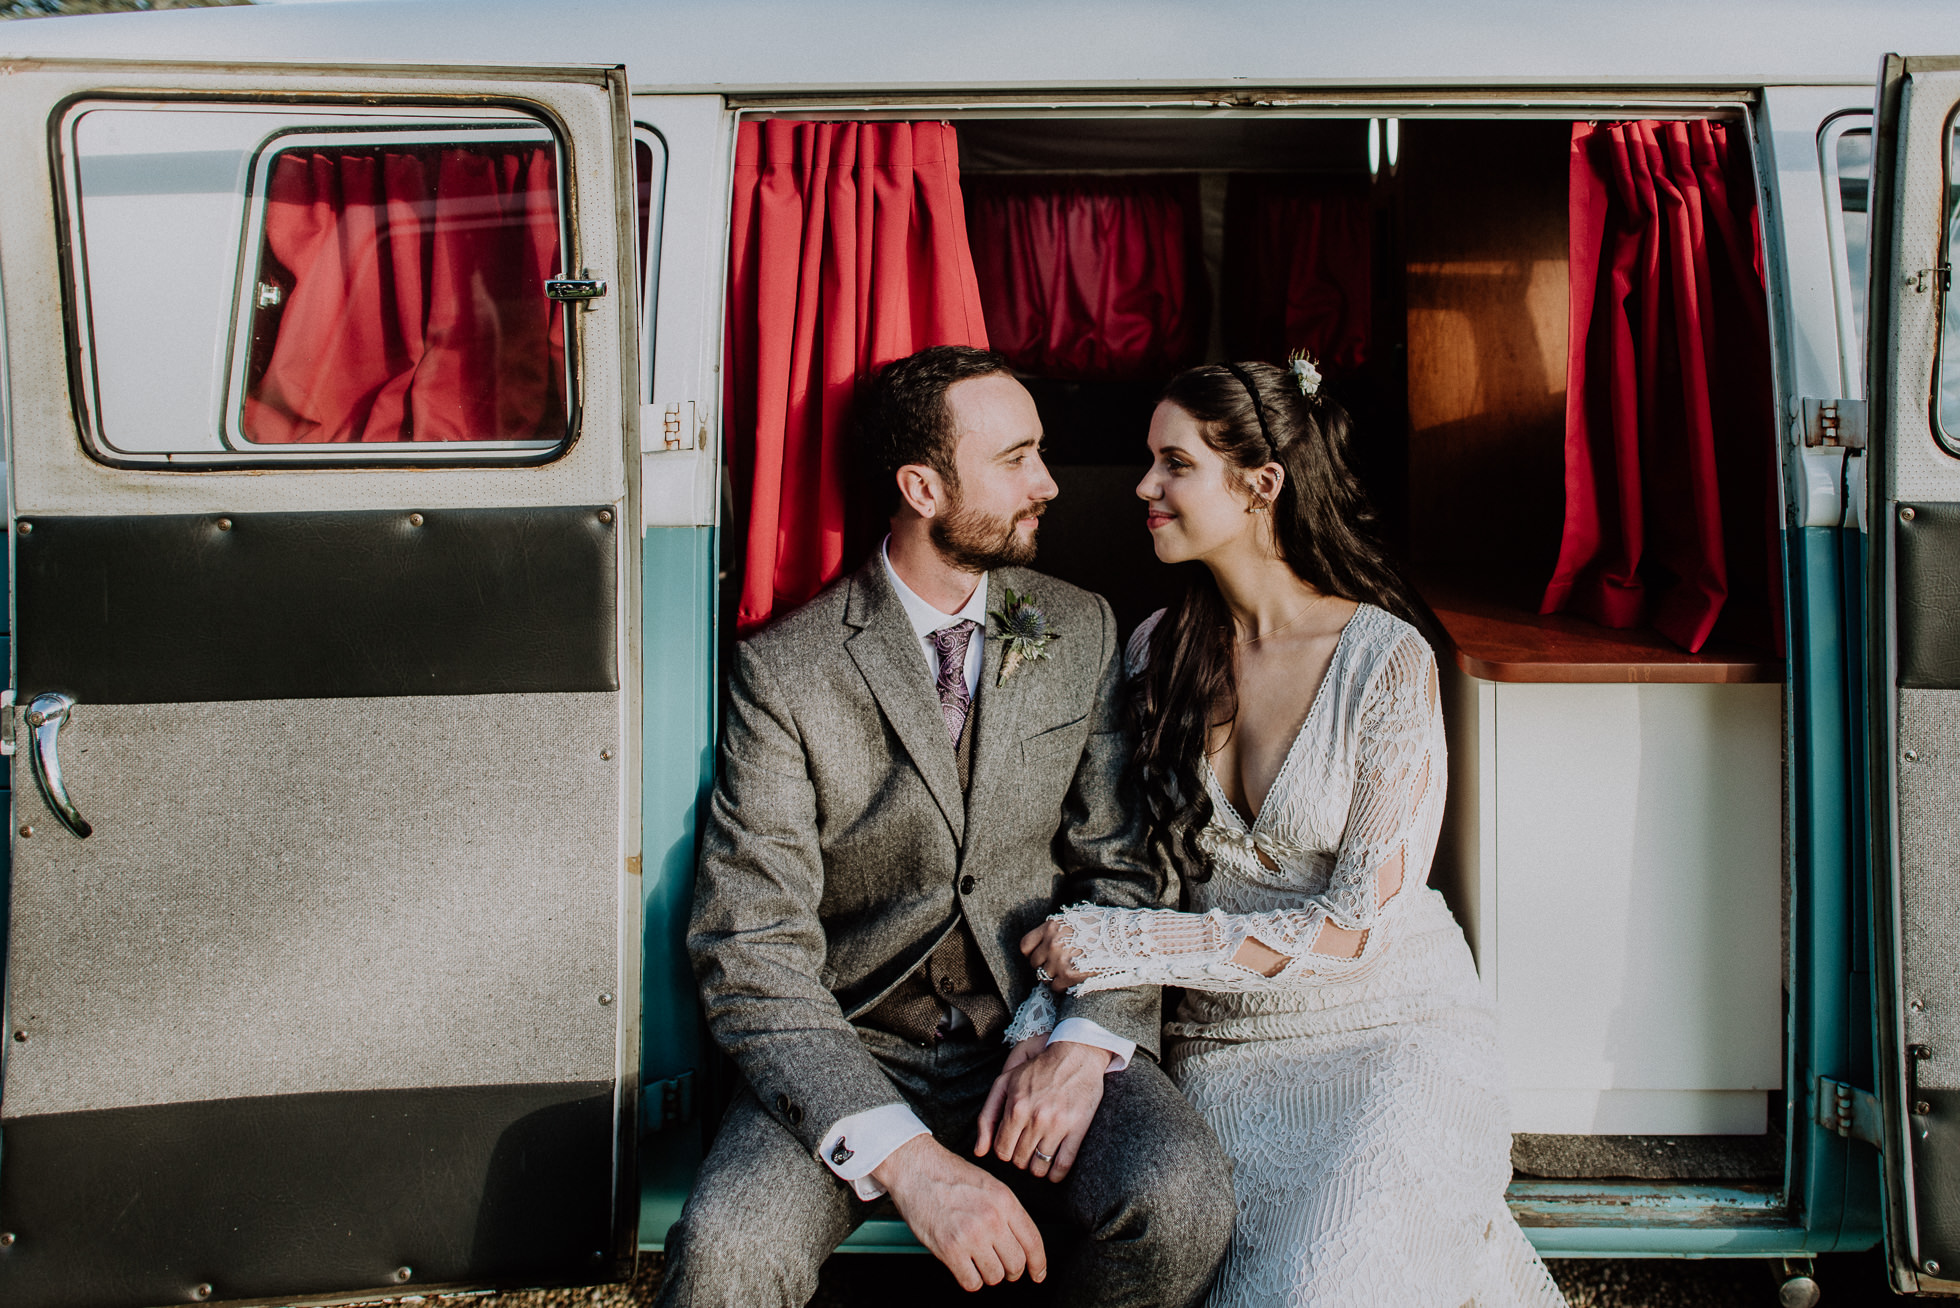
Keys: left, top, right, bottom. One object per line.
{"left": 1418, "top": 576, "right": 1783, "bottom": 685}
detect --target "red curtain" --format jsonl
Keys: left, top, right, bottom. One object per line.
{"left": 1222, "top": 175, "right": 1371, "bottom": 373}
{"left": 963, "top": 174, "right": 1204, "bottom": 381}
{"left": 245, "top": 144, "right": 564, "bottom": 444}
{"left": 1540, "top": 120, "right": 1780, "bottom": 655}
{"left": 725, "top": 120, "right": 988, "bottom": 634}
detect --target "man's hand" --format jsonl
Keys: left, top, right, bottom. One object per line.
{"left": 974, "top": 1038, "right": 1112, "bottom": 1182}
{"left": 872, "top": 1134, "right": 1046, "bottom": 1292}
{"left": 1020, "top": 920, "right": 1091, "bottom": 991}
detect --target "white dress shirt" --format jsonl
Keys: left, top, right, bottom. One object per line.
{"left": 814, "top": 540, "right": 1136, "bottom": 1200}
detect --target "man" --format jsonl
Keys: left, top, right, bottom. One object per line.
{"left": 660, "top": 346, "right": 1233, "bottom": 1306}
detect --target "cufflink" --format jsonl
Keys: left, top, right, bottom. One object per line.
{"left": 831, "top": 1139, "right": 854, "bottom": 1165}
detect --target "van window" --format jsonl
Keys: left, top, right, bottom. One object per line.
{"left": 1820, "top": 116, "right": 1871, "bottom": 399}
{"left": 1940, "top": 122, "right": 1960, "bottom": 450}
{"left": 62, "top": 103, "right": 572, "bottom": 464}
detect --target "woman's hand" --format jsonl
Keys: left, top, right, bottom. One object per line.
{"left": 1020, "top": 918, "right": 1091, "bottom": 992}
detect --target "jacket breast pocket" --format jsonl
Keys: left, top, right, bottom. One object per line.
{"left": 1020, "top": 713, "right": 1090, "bottom": 767}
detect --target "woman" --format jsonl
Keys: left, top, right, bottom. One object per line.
{"left": 1009, "top": 361, "right": 1567, "bottom": 1307}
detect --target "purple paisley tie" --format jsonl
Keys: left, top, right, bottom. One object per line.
{"left": 931, "top": 620, "right": 981, "bottom": 746}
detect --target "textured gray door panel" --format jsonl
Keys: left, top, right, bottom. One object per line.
{"left": 1898, "top": 689, "right": 1960, "bottom": 1093}
{"left": 1, "top": 691, "right": 623, "bottom": 1119}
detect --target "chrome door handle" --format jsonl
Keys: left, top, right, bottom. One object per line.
{"left": 25, "top": 692, "right": 91, "bottom": 839}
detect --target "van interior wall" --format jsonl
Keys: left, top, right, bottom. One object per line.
{"left": 1399, "top": 119, "right": 1570, "bottom": 604}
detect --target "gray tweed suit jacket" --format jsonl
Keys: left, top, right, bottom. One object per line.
{"left": 690, "top": 556, "right": 1175, "bottom": 1156}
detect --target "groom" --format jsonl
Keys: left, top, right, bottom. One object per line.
{"left": 660, "top": 346, "right": 1233, "bottom": 1305}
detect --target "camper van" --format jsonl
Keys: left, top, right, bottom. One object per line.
{"left": 0, "top": 0, "right": 1955, "bottom": 1303}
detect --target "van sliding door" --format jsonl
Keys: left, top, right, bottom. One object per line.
{"left": 1866, "top": 51, "right": 1960, "bottom": 1299}
{"left": 0, "top": 61, "right": 641, "bottom": 1308}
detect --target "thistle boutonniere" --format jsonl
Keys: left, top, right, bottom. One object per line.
{"left": 989, "top": 587, "right": 1061, "bottom": 686}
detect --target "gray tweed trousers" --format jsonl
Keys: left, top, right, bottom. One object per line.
{"left": 657, "top": 1029, "right": 1235, "bottom": 1308}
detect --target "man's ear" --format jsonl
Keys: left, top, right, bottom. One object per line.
{"left": 895, "top": 464, "right": 947, "bottom": 520}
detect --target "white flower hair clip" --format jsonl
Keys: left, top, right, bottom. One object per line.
{"left": 1287, "top": 349, "right": 1322, "bottom": 399}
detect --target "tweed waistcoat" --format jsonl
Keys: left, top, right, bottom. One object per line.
{"left": 858, "top": 695, "right": 1009, "bottom": 1045}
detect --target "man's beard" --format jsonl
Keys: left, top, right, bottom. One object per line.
{"left": 930, "top": 491, "right": 1044, "bottom": 571}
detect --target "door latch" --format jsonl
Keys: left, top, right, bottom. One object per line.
{"left": 1816, "top": 1074, "right": 1882, "bottom": 1148}
{"left": 544, "top": 268, "right": 609, "bottom": 311}
{"left": 1801, "top": 397, "right": 1868, "bottom": 450}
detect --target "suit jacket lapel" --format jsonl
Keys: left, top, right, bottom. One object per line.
{"left": 965, "top": 573, "right": 1039, "bottom": 849}
{"left": 844, "top": 561, "right": 966, "bottom": 844}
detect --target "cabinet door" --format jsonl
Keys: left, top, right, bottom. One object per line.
{"left": 0, "top": 59, "right": 642, "bottom": 1308}
{"left": 1865, "top": 50, "right": 1960, "bottom": 1298}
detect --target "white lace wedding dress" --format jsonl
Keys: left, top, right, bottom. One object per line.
{"left": 1010, "top": 604, "right": 1566, "bottom": 1308}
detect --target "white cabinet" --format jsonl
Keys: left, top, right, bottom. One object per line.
{"left": 1437, "top": 666, "right": 1783, "bottom": 1135}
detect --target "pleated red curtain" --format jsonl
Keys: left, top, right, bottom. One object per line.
{"left": 246, "top": 144, "right": 565, "bottom": 444}
{"left": 1221, "top": 175, "right": 1371, "bottom": 374}
{"left": 1540, "top": 120, "right": 1780, "bottom": 655}
{"left": 963, "top": 174, "right": 1205, "bottom": 381}
{"left": 725, "top": 120, "right": 988, "bottom": 634}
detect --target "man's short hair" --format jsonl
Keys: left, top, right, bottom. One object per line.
{"left": 857, "top": 345, "right": 1011, "bottom": 517}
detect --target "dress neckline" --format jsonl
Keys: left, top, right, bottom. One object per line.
{"left": 1207, "top": 604, "right": 1368, "bottom": 835}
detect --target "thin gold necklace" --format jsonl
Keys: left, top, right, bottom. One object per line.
{"left": 1236, "top": 591, "right": 1328, "bottom": 646}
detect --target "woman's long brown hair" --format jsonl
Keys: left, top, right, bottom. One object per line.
{"left": 1130, "top": 362, "right": 1445, "bottom": 880}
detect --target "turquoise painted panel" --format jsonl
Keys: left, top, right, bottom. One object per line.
{"left": 1786, "top": 526, "right": 1884, "bottom": 1252}
{"left": 638, "top": 525, "right": 716, "bottom": 1245}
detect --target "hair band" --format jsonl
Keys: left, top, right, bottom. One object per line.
{"left": 1225, "top": 363, "right": 1281, "bottom": 462}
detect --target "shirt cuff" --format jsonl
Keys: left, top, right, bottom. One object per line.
{"left": 1047, "top": 1017, "right": 1135, "bottom": 1072}
{"left": 816, "top": 1101, "right": 932, "bottom": 1201}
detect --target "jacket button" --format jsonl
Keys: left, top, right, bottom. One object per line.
{"left": 787, "top": 1103, "right": 804, "bottom": 1126}
{"left": 775, "top": 1092, "right": 791, "bottom": 1114}
{"left": 960, "top": 875, "right": 975, "bottom": 894}
{"left": 938, "top": 974, "right": 955, "bottom": 994}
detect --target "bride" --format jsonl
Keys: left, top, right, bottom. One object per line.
{"left": 1009, "top": 360, "right": 1567, "bottom": 1307}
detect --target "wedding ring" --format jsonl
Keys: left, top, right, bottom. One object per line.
{"left": 1034, "top": 966, "right": 1052, "bottom": 982}
{"left": 1033, "top": 1148, "right": 1055, "bottom": 1162}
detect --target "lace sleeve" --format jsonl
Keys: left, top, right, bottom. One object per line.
{"left": 1058, "top": 630, "right": 1443, "bottom": 994}
{"left": 1002, "top": 985, "right": 1057, "bottom": 1044}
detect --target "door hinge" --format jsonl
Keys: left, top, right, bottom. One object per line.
{"left": 1908, "top": 265, "right": 1952, "bottom": 294}
{"left": 646, "top": 1070, "right": 697, "bottom": 1132}
{"left": 1801, "top": 397, "right": 1868, "bottom": 450}
{"left": 1816, "top": 1074, "right": 1883, "bottom": 1148}
{"left": 1, "top": 688, "right": 14, "bottom": 756}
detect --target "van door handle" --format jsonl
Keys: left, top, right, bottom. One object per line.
{"left": 25, "top": 692, "right": 91, "bottom": 839}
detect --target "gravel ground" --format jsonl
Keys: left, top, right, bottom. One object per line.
{"left": 472, "top": 1245, "right": 1905, "bottom": 1307}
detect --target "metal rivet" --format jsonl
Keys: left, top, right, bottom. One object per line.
{"left": 599, "top": 992, "right": 614, "bottom": 1006}
{"left": 0, "top": 1231, "right": 15, "bottom": 1247}
{"left": 408, "top": 513, "right": 424, "bottom": 527}
{"left": 597, "top": 509, "right": 613, "bottom": 524}
{"left": 9, "top": 1030, "right": 22, "bottom": 1043}
{"left": 191, "top": 1284, "right": 212, "bottom": 1301}
{"left": 1913, "top": 998, "right": 1928, "bottom": 1013}
{"left": 1917, "top": 1100, "right": 1933, "bottom": 1114}
{"left": 1927, "top": 1259, "right": 1942, "bottom": 1276}
{"left": 18, "top": 825, "right": 30, "bottom": 838}
{"left": 394, "top": 1266, "right": 412, "bottom": 1283}
{"left": 216, "top": 518, "right": 232, "bottom": 532}
{"left": 1905, "top": 749, "right": 1919, "bottom": 763}
{"left": 22, "top": 710, "right": 40, "bottom": 727}
{"left": 1902, "top": 505, "right": 1918, "bottom": 522}
{"left": 600, "top": 749, "right": 612, "bottom": 760}
{"left": 15, "top": 521, "right": 28, "bottom": 535}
